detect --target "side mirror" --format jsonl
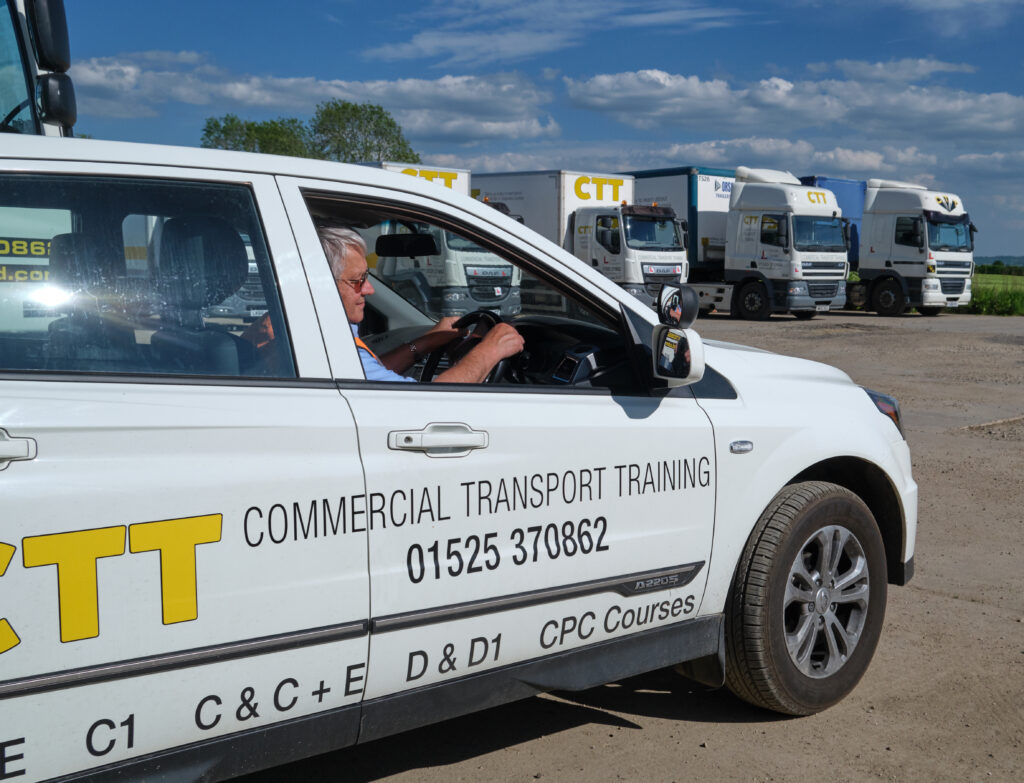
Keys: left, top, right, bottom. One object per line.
{"left": 842, "top": 219, "right": 851, "bottom": 249}
{"left": 657, "top": 283, "right": 698, "bottom": 328}
{"left": 652, "top": 326, "right": 705, "bottom": 387}
{"left": 27, "top": 0, "right": 71, "bottom": 72}
{"left": 912, "top": 218, "right": 925, "bottom": 252}
{"left": 779, "top": 217, "right": 790, "bottom": 253}
{"left": 36, "top": 72, "right": 76, "bottom": 130}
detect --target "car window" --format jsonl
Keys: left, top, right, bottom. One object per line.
{"left": 0, "top": 174, "right": 295, "bottom": 377}
{"left": 303, "top": 192, "right": 638, "bottom": 389}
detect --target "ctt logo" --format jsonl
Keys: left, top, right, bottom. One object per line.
{"left": 0, "top": 514, "right": 222, "bottom": 655}
{"left": 807, "top": 190, "right": 829, "bottom": 205}
{"left": 936, "top": 195, "right": 958, "bottom": 212}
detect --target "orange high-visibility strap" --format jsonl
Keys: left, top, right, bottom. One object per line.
{"left": 354, "top": 335, "right": 378, "bottom": 360}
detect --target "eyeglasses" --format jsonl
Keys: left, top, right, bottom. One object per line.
{"left": 338, "top": 271, "right": 370, "bottom": 291}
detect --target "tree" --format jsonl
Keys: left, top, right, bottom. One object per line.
{"left": 311, "top": 100, "right": 420, "bottom": 163}
{"left": 201, "top": 102, "right": 419, "bottom": 163}
{"left": 201, "top": 114, "right": 312, "bottom": 157}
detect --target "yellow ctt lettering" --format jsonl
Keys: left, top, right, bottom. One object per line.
{"left": 1, "top": 542, "right": 20, "bottom": 654}
{"left": 574, "top": 176, "right": 591, "bottom": 200}
{"left": 22, "top": 526, "right": 126, "bottom": 642}
{"left": 129, "top": 514, "right": 222, "bottom": 624}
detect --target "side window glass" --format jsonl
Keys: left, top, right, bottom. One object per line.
{"left": 0, "top": 174, "right": 295, "bottom": 378}
{"left": 303, "top": 192, "right": 629, "bottom": 388}
{"left": 760, "top": 214, "right": 786, "bottom": 247}
{"left": 595, "top": 215, "right": 621, "bottom": 253}
{"left": 894, "top": 216, "right": 920, "bottom": 247}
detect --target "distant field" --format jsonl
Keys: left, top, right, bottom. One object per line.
{"left": 975, "top": 273, "right": 1024, "bottom": 291}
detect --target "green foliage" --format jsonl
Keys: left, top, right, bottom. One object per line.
{"left": 967, "top": 274, "right": 1024, "bottom": 316}
{"left": 975, "top": 262, "right": 1024, "bottom": 276}
{"left": 201, "top": 101, "right": 419, "bottom": 164}
{"left": 311, "top": 100, "right": 420, "bottom": 163}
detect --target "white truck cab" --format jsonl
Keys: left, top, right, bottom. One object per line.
{"left": 473, "top": 170, "right": 688, "bottom": 307}
{"left": 724, "top": 167, "right": 848, "bottom": 319}
{"left": 858, "top": 179, "right": 974, "bottom": 316}
{"left": 0, "top": 136, "right": 916, "bottom": 783}
{"left": 366, "top": 163, "right": 522, "bottom": 317}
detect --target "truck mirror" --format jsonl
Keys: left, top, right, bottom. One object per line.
{"left": 657, "top": 283, "right": 698, "bottom": 329}
{"left": 912, "top": 219, "right": 925, "bottom": 252}
{"left": 36, "top": 72, "right": 77, "bottom": 131}
{"left": 779, "top": 218, "right": 790, "bottom": 252}
{"left": 653, "top": 326, "right": 705, "bottom": 386}
{"left": 26, "top": 0, "right": 71, "bottom": 72}
{"left": 842, "top": 218, "right": 851, "bottom": 249}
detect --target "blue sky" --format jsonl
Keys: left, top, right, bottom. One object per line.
{"left": 66, "top": 0, "right": 1024, "bottom": 255}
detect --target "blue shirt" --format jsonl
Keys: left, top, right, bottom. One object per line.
{"left": 351, "top": 324, "right": 415, "bottom": 383}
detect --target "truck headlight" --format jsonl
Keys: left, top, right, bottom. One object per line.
{"left": 838, "top": 280, "right": 846, "bottom": 294}
{"left": 923, "top": 279, "right": 940, "bottom": 291}
{"left": 864, "top": 388, "right": 904, "bottom": 439}
{"left": 787, "top": 281, "right": 808, "bottom": 296}
{"left": 965, "top": 278, "right": 972, "bottom": 290}
{"left": 443, "top": 291, "right": 466, "bottom": 302}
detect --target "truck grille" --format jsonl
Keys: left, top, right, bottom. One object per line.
{"left": 808, "top": 282, "right": 840, "bottom": 299}
{"left": 940, "top": 278, "right": 966, "bottom": 295}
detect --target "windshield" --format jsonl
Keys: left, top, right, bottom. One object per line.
{"left": 927, "top": 215, "right": 972, "bottom": 252}
{"left": 792, "top": 216, "right": 846, "bottom": 253}
{"left": 623, "top": 216, "right": 683, "bottom": 251}
{"left": 0, "top": 0, "right": 38, "bottom": 134}
{"left": 444, "top": 230, "right": 492, "bottom": 253}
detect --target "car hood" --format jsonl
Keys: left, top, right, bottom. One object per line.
{"left": 702, "top": 338, "right": 855, "bottom": 390}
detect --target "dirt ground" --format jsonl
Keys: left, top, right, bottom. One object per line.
{"left": 243, "top": 312, "right": 1024, "bottom": 783}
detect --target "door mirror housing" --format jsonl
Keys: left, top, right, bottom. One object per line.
{"left": 652, "top": 326, "right": 705, "bottom": 387}
{"left": 36, "top": 72, "right": 76, "bottom": 131}
{"left": 657, "top": 283, "right": 698, "bottom": 328}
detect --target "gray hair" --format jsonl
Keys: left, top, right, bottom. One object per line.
{"left": 317, "top": 224, "right": 367, "bottom": 278}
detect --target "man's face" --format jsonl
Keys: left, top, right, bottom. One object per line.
{"left": 335, "top": 244, "right": 375, "bottom": 323}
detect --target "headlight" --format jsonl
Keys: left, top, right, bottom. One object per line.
{"left": 923, "top": 279, "right": 940, "bottom": 291}
{"left": 787, "top": 281, "right": 808, "bottom": 295}
{"left": 838, "top": 280, "right": 847, "bottom": 294}
{"left": 965, "top": 278, "right": 972, "bottom": 290}
{"left": 443, "top": 290, "right": 466, "bottom": 302}
{"left": 864, "top": 388, "right": 904, "bottom": 438}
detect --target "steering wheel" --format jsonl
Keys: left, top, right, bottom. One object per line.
{"left": 420, "top": 309, "right": 519, "bottom": 383}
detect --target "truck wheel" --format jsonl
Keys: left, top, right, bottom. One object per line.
{"left": 793, "top": 311, "right": 816, "bottom": 320}
{"left": 736, "top": 281, "right": 772, "bottom": 321}
{"left": 917, "top": 306, "right": 942, "bottom": 317}
{"left": 725, "top": 481, "right": 887, "bottom": 716}
{"left": 871, "top": 279, "right": 906, "bottom": 316}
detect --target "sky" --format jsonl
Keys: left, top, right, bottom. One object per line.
{"left": 65, "top": 0, "right": 1024, "bottom": 255}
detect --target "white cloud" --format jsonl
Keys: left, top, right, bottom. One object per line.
{"left": 363, "top": 1, "right": 748, "bottom": 67}
{"left": 818, "top": 58, "right": 976, "bottom": 82}
{"left": 70, "top": 54, "right": 555, "bottom": 143}
{"left": 564, "top": 67, "right": 1024, "bottom": 145}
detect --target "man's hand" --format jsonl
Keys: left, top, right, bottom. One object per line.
{"left": 436, "top": 322, "right": 524, "bottom": 383}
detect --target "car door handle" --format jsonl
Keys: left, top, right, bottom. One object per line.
{"left": 388, "top": 423, "right": 489, "bottom": 457}
{"left": 0, "top": 429, "right": 37, "bottom": 469}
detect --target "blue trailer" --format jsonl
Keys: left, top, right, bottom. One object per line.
{"left": 799, "top": 176, "right": 866, "bottom": 270}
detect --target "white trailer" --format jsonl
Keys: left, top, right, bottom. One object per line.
{"left": 363, "top": 163, "right": 522, "bottom": 318}
{"left": 633, "top": 166, "right": 848, "bottom": 320}
{"left": 473, "top": 170, "right": 687, "bottom": 306}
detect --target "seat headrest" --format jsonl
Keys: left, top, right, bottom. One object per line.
{"left": 158, "top": 216, "right": 249, "bottom": 310}
{"left": 48, "top": 233, "right": 114, "bottom": 292}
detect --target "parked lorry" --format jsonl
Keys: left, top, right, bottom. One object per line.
{"left": 1, "top": 0, "right": 76, "bottom": 136}
{"left": 473, "top": 170, "right": 687, "bottom": 306}
{"left": 631, "top": 166, "right": 848, "bottom": 319}
{"left": 801, "top": 175, "right": 975, "bottom": 315}
{"left": 363, "top": 162, "right": 522, "bottom": 318}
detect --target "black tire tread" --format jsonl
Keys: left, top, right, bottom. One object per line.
{"left": 724, "top": 481, "right": 869, "bottom": 715}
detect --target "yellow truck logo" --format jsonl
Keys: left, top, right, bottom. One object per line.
{"left": 573, "top": 176, "right": 625, "bottom": 201}
{"left": 1, "top": 514, "right": 222, "bottom": 652}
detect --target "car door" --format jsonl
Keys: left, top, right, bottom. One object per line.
{"left": 277, "top": 175, "right": 716, "bottom": 726}
{"left": 0, "top": 164, "right": 369, "bottom": 782}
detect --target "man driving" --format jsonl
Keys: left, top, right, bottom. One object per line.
{"left": 320, "top": 225, "right": 524, "bottom": 383}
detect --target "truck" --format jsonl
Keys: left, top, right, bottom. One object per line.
{"left": 362, "top": 162, "right": 522, "bottom": 318}
{"left": 801, "top": 175, "right": 975, "bottom": 316}
{"left": 0, "top": 0, "right": 76, "bottom": 136}
{"left": 472, "top": 170, "right": 688, "bottom": 306}
{"left": 631, "top": 166, "right": 849, "bottom": 320}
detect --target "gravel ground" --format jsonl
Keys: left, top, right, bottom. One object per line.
{"left": 241, "top": 311, "right": 1024, "bottom": 783}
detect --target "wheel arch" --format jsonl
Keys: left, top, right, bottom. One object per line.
{"left": 791, "top": 456, "right": 910, "bottom": 585}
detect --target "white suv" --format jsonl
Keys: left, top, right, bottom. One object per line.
{"left": 0, "top": 136, "right": 916, "bottom": 783}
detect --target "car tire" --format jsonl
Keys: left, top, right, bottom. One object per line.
{"left": 736, "top": 280, "right": 772, "bottom": 321}
{"left": 917, "top": 306, "right": 942, "bottom": 316}
{"left": 871, "top": 279, "right": 906, "bottom": 317}
{"left": 725, "top": 481, "right": 887, "bottom": 716}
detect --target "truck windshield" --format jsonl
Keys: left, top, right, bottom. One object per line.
{"left": 792, "top": 216, "right": 846, "bottom": 253}
{"left": 623, "top": 216, "right": 683, "bottom": 251}
{"left": 445, "top": 231, "right": 492, "bottom": 253}
{"left": 926, "top": 214, "right": 972, "bottom": 252}
{"left": 0, "top": 0, "right": 38, "bottom": 134}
